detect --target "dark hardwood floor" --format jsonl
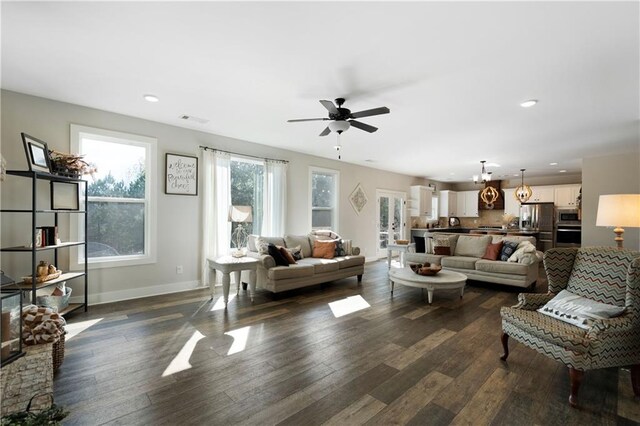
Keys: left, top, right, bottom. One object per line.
{"left": 55, "top": 261, "right": 640, "bottom": 425}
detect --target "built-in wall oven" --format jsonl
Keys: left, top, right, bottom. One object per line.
{"left": 555, "top": 209, "right": 581, "bottom": 247}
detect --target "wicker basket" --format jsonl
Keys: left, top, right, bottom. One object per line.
{"left": 52, "top": 332, "right": 65, "bottom": 373}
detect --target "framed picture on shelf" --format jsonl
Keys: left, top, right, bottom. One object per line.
{"left": 21, "top": 133, "right": 51, "bottom": 173}
{"left": 50, "top": 181, "right": 79, "bottom": 210}
{"left": 165, "top": 153, "right": 198, "bottom": 195}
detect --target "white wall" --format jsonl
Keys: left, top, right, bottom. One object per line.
{"left": 582, "top": 152, "right": 640, "bottom": 250}
{"left": 0, "top": 90, "right": 425, "bottom": 303}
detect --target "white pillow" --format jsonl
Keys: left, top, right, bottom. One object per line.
{"left": 507, "top": 241, "right": 536, "bottom": 263}
{"left": 538, "top": 289, "right": 626, "bottom": 329}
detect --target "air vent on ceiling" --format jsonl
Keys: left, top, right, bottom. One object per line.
{"left": 179, "top": 115, "right": 210, "bottom": 125}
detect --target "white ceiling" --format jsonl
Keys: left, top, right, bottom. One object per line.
{"left": 2, "top": 2, "right": 639, "bottom": 182}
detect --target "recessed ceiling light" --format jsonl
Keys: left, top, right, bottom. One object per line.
{"left": 559, "top": 170, "right": 567, "bottom": 173}
{"left": 513, "top": 174, "right": 519, "bottom": 177}
{"left": 520, "top": 99, "right": 538, "bottom": 108}
{"left": 549, "top": 162, "right": 558, "bottom": 166}
{"left": 143, "top": 94, "right": 159, "bottom": 102}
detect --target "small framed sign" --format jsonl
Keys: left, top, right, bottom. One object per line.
{"left": 50, "top": 181, "right": 79, "bottom": 210}
{"left": 165, "top": 153, "right": 198, "bottom": 195}
{"left": 22, "top": 133, "right": 51, "bottom": 173}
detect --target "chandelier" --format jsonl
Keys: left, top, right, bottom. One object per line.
{"left": 473, "top": 161, "right": 492, "bottom": 184}
{"left": 481, "top": 186, "right": 499, "bottom": 209}
{"left": 514, "top": 169, "right": 533, "bottom": 203}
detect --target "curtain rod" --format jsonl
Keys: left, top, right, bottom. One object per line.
{"left": 199, "top": 145, "right": 289, "bottom": 163}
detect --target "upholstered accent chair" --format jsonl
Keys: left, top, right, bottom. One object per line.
{"left": 500, "top": 247, "right": 640, "bottom": 406}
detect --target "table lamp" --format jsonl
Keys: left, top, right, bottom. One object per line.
{"left": 596, "top": 194, "right": 640, "bottom": 249}
{"left": 228, "top": 205, "right": 253, "bottom": 257}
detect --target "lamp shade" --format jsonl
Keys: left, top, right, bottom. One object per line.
{"left": 596, "top": 194, "right": 640, "bottom": 227}
{"left": 228, "top": 205, "right": 253, "bottom": 223}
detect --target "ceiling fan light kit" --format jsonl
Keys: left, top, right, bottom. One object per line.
{"left": 287, "top": 97, "right": 389, "bottom": 137}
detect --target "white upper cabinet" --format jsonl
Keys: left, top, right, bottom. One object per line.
{"left": 459, "top": 190, "right": 479, "bottom": 217}
{"left": 439, "top": 190, "right": 458, "bottom": 217}
{"left": 503, "top": 188, "right": 521, "bottom": 217}
{"left": 529, "top": 186, "right": 555, "bottom": 203}
{"left": 554, "top": 184, "right": 581, "bottom": 208}
{"left": 409, "top": 185, "right": 433, "bottom": 216}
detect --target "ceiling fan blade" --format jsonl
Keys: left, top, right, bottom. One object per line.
{"left": 319, "top": 100, "right": 339, "bottom": 114}
{"left": 287, "top": 118, "right": 329, "bottom": 122}
{"left": 349, "top": 120, "right": 378, "bottom": 133}
{"left": 350, "top": 106, "right": 390, "bottom": 119}
{"left": 319, "top": 126, "right": 331, "bottom": 136}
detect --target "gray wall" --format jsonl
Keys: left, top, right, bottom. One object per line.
{"left": 582, "top": 152, "right": 640, "bottom": 250}
{"left": 1, "top": 90, "right": 425, "bottom": 303}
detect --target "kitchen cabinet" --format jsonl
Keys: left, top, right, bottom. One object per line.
{"left": 439, "top": 190, "right": 457, "bottom": 217}
{"left": 503, "top": 188, "right": 521, "bottom": 217}
{"left": 409, "top": 185, "right": 433, "bottom": 216}
{"left": 554, "top": 184, "right": 581, "bottom": 208}
{"left": 458, "top": 190, "right": 479, "bottom": 217}
{"left": 529, "top": 186, "right": 555, "bottom": 203}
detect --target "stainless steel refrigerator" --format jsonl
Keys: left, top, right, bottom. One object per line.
{"left": 519, "top": 202, "right": 555, "bottom": 252}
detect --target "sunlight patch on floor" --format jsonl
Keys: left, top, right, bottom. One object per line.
{"left": 225, "top": 325, "right": 251, "bottom": 355}
{"left": 161, "top": 330, "right": 205, "bottom": 377}
{"left": 210, "top": 293, "right": 236, "bottom": 311}
{"left": 328, "top": 295, "right": 371, "bottom": 318}
{"left": 64, "top": 318, "right": 103, "bottom": 341}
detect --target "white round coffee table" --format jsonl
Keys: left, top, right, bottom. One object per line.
{"left": 388, "top": 267, "right": 467, "bottom": 304}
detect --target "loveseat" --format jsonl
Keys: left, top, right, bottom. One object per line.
{"left": 242, "top": 232, "right": 365, "bottom": 293}
{"left": 404, "top": 232, "right": 542, "bottom": 288}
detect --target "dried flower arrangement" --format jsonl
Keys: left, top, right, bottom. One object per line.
{"left": 48, "top": 150, "right": 97, "bottom": 178}
{"left": 502, "top": 213, "right": 516, "bottom": 225}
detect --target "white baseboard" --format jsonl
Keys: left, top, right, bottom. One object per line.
{"left": 70, "top": 280, "right": 207, "bottom": 306}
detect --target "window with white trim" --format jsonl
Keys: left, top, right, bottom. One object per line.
{"left": 71, "top": 125, "right": 156, "bottom": 268}
{"left": 310, "top": 167, "right": 339, "bottom": 230}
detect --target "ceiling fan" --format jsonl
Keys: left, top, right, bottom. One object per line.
{"left": 287, "top": 98, "right": 390, "bottom": 136}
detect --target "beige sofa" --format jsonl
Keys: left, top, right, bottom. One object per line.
{"left": 243, "top": 234, "right": 365, "bottom": 293}
{"left": 405, "top": 232, "right": 541, "bottom": 288}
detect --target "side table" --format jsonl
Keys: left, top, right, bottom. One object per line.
{"left": 386, "top": 243, "right": 416, "bottom": 268}
{"left": 207, "top": 256, "right": 258, "bottom": 307}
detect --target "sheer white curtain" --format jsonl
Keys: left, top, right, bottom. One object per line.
{"left": 201, "top": 149, "right": 231, "bottom": 285}
{"left": 262, "top": 159, "right": 287, "bottom": 236}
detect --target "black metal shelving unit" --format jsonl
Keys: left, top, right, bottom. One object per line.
{"left": 0, "top": 170, "right": 88, "bottom": 315}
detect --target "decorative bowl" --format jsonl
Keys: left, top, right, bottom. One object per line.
{"left": 409, "top": 263, "right": 442, "bottom": 276}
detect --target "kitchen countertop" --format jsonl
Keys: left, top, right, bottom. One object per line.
{"left": 412, "top": 227, "right": 539, "bottom": 235}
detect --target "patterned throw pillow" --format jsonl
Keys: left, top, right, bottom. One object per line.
{"left": 500, "top": 241, "right": 519, "bottom": 261}
{"left": 433, "top": 236, "right": 451, "bottom": 256}
{"left": 286, "top": 245, "right": 304, "bottom": 260}
{"left": 335, "top": 240, "right": 347, "bottom": 257}
{"left": 255, "top": 237, "right": 269, "bottom": 255}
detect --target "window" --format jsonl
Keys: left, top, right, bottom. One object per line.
{"left": 71, "top": 125, "right": 156, "bottom": 268}
{"left": 230, "top": 157, "right": 264, "bottom": 244}
{"left": 310, "top": 167, "right": 339, "bottom": 230}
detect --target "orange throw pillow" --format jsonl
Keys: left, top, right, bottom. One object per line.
{"left": 482, "top": 241, "right": 504, "bottom": 261}
{"left": 312, "top": 240, "right": 336, "bottom": 259}
{"left": 279, "top": 246, "right": 296, "bottom": 264}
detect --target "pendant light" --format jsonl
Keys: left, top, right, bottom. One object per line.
{"left": 473, "top": 161, "right": 492, "bottom": 184}
{"left": 514, "top": 169, "right": 532, "bottom": 203}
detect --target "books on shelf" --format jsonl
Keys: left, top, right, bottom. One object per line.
{"left": 31, "top": 226, "right": 59, "bottom": 248}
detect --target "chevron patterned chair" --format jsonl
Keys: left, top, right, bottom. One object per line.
{"left": 500, "top": 247, "right": 640, "bottom": 407}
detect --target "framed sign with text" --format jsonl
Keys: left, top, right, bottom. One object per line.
{"left": 165, "top": 153, "right": 198, "bottom": 195}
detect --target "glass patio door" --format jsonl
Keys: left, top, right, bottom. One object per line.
{"left": 376, "top": 190, "right": 406, "bottom": 258}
